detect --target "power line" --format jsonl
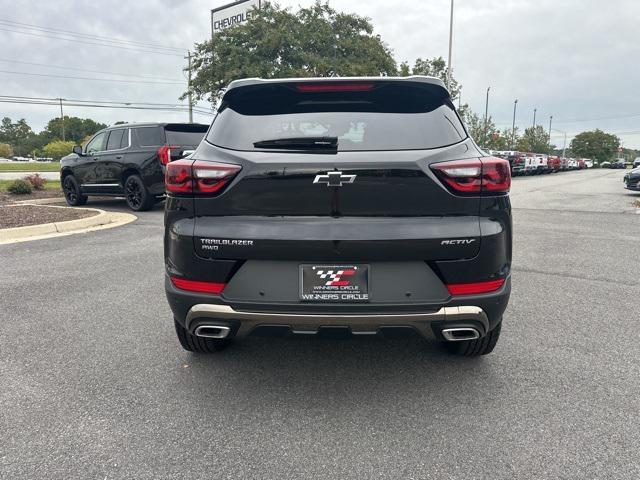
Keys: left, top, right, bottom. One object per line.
{"left": 0, "top": 98, "right": 215, "bottom": 116}
{"left": 0, "top": 69, "right": 186, "bottom": 85}
{"left": 0, "top": 26, "right": 184, "bottom": 57}
{"left": 0, "top": 95, "right": 214, "bottom": 116}
{"left": 0, "top": 58, "right": 184, "bottom": 82}
{"left": 0, "top": 94, "right": 187, "bottom": 107}
{"left": 0, "top": 18, "right": 186, "bottom": 53}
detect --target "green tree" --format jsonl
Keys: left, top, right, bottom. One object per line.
{"left": 516, "top": 126, "right": 552, "bottom": 153}
{"left": 187, "top": 1, "right": 397, "bottom": 103}
{"left": 43, "top": 140, "right": 75, "bottom": 160}
{"left": 0, "top": 117, "right": 38, "bottom": 157}
{"left": 570, "top": 129, "right": 621, "bottom": 162}
{"left": 41, "top": 116, "right": 107, "bottom": 144}
{"left": 0, "top": 142, "right": 13, "bottom": 158}
{"left": 500, "top": 127, "right": 521, "bottom": 151}
{"left": 462, "top": 111, "right": 508, "bottom": 149}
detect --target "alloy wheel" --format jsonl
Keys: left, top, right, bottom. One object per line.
{"left": 63, "top": 177, "right": 77, "bottom": 203}
{"left": 125, "top": 178, "right": 142, "bottom": 209}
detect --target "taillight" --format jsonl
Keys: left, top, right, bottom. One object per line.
{"left": 157, "top": 145, "right": 180, "bottom": 166}
{"left": 481, "top": 157, "right": 511, "bottom": 193}
{"left": 296, "top": 83, "right": 374, "bottom": 93}
{"left": 165, "top": 159, "right": 241, "bottom": 195}
{"left": 446, "top": 279, "right": 505, "bottom": 296}
{"left": 170, "top": 276, "right": 226, "bottom": 294}
{"left": 431, "top": 157, "right": 511, "bottom": 195}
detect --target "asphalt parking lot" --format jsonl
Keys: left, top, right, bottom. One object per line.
{"left": 2, "top": 168, "right": 639, "bottom": 479}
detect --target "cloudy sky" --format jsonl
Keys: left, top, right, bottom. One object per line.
{"left": 1, "top": 0, "right": 638, "bottom": 148}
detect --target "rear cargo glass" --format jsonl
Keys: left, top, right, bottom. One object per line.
{"left": 207, "top": 82, "right": 466, "bottom": 152}
{"left": 164, "top": 124, "right": 208, "bottom": 147}
{"left": 135, "top": 127, "right": 165, "bottom": 147}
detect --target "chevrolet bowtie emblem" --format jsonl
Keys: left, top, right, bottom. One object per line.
{"left": 313, "top": 171, "right": 357, "bottom": 187}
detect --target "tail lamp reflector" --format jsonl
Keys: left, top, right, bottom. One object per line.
{"left": 446, "top": 279, "right": 505, "bottom": 296}
{"left": 170, "top": 276, "right": 226, "bottom": 294}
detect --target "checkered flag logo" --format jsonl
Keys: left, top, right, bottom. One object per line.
{"left": 315, "top": 269, "right": 356, "bottom": 286}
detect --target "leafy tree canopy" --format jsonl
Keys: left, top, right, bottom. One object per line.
{"left": 0, "top": 117, "right": 37, "bottom": 157}
{"left": 187, "top": 1, "right": 397, "bottom": 103}
{"left": 570, "top": 129, "right": 621, "bottom": 162}
{"left": 516, "top": 126, "right": 553, "bottom": 153}
{"left": 42, "top": 116, "right": 107, "bottom": 145}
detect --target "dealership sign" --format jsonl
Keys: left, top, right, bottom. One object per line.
{"left": 211, "top": 0, "right": 260, "bottom": 35}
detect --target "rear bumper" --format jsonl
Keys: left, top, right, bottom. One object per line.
{"left": 624, "top": 177, "right": 640, "bottom": 190}
{"left": 166, "top": 274, "right": 510, "bottom": 340}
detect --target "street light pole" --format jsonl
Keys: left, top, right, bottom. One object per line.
{"left": 59, "top": 98, "right": 65, "bottom": 142}
{"left": 532, "top": 108, "right": 537, "bottom": 129}
{"left": 512, "top": 99, "right": 518, "bottom": 150}
{"left": 447, "top": 0, "right": 454, "bottom": 90}
{"left": 484, "top": 86, "right": 491, "bottom": 146}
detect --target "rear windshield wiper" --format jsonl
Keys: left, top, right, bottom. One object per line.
{"left": 253, "top": 137, "right": 338, "bottom": 150}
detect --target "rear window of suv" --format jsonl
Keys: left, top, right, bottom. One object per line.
{"left": 135, "top": 126, "right": 164, "bottom": 147}
{"left": 164, "top": 124, "right": 208, "bottom": 147}
{"left": 207, "top": 81, "right": 467, "bottom": 152}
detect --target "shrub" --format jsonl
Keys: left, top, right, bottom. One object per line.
{"left": 42, "top": 140, "right": 75, "bottom": 160}
{"left": 0, "top": 143, "right": 12, "bottom": 158}
{"left": 7, "top": 179, "right": 33, "bottom": 195}
{"left": 24, "top": 173, "right": 46, "bottom": 190}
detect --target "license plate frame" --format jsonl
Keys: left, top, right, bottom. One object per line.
{"left": 299, "top": 264, "right": 370, "bottom": 303}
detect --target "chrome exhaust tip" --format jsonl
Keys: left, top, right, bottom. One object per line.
{"left": 441, "top": 327, "right": 480, "bottom": 342}
{"left": 194, "top": 325, "right": 231, "bottom": 339}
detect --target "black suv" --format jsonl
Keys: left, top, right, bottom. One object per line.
{"left": 164, "top": 77, "right": 512, "bottom": 356}
{"left": 60, "top": 122, "right": 208, "bottom": 211}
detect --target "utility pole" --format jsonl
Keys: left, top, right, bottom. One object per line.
{"left": 532, "top": 108, "right": 537, "bottom": 129}
{"left": 447, "top": 0, "right": 454, "bottom": 90}
{"left": 59, "top": 98, "right": 65, "bottom": 142}
{"left": 185, "top": 51, "right": 193, "bottom": 123}
{"left": 512, "top": 99, "right": 518, "bottom": 150}
{"left": 548, "top": 115, "right": 553, "bottom": 140}
{"left": 484, "top": 86, "right": 491, "bottom": 146}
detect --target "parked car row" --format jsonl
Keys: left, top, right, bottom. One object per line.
{"left": 600, "top": 159, "right": 627, "bottom": 169}
{"left": 488, "top": 151, "right": 593, "bottom": 176}
{"left": 9, "top": 156, "right": 55, "bottom": 162}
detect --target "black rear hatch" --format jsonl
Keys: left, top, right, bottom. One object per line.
{"left": 191, "top": 78, "right": 482, "bottom": 260}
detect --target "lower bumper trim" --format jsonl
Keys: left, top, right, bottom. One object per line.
{"left": 185, "top": 304, "right": 489, "bottom": 339}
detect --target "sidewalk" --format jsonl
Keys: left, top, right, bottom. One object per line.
{"left": 0, "top": 172, "right": 60, "bottom": 180}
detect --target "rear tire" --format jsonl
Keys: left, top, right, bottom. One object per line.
{"left": 62, "top": 175, "right": 88, "bottom": 206}
{"left": 174, "top": 319, "right": 230, "bottom": 353}
{"left": 445, "top": 321, "right": 502, "bottom": 357}
{"left": 124, "top": 174, "right": 155, "bottom": 211}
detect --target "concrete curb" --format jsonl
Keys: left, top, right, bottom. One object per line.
{"left": 0, "top": 205, "right": 137, "bottom": 245}
{"left": 14, "top": 197, "right": 66, "bottom": 205}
